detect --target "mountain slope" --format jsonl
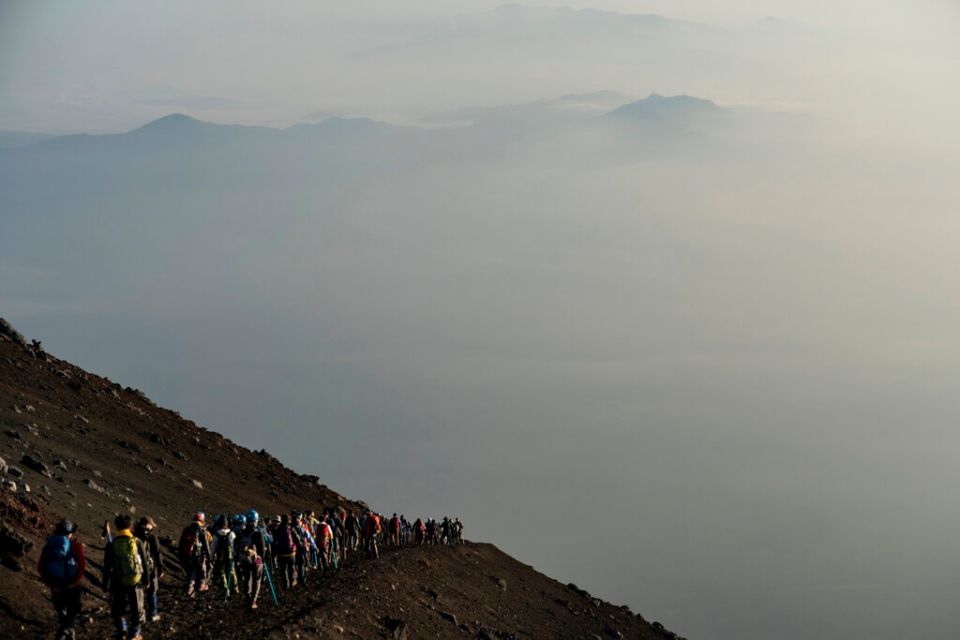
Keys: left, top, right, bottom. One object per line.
{"left": 0, "top": 320, "right": 683, "bottom": 639}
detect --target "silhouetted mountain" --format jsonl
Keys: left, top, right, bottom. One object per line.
{"left": 607, "top": 94, "right": 723, "bottom": 120}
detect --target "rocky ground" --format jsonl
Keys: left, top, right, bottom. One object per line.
{"left": 0, "top": 319, "right": 685, "bottom": 639}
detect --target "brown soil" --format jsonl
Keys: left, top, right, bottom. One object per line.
{"left": 0, "top": 324, "right": 685, "bottom": 639}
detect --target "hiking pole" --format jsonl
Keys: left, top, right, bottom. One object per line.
{"left": 262, "top": 563, "right": 278, "bottom": 605}
{"left": 225, "top": 558, "right": 234, "bottom": 600}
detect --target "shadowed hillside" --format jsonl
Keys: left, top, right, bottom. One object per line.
{"left": 0, "top": 319, "right": 683, "bottom": 639}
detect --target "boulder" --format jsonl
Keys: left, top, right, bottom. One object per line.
{"left": 21, "top": 454, "right": 52, "bottom": 478}
{"left": 439, "top": 611, "right": 458, "bottom": 626}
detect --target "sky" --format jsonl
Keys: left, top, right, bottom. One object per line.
{"left": 3, "top": 2, "right": 960, "bottom": 640}
{"left": 1, "top": 1, "right": 958, "bottom": 135}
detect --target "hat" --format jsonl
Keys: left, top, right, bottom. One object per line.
{"left": 54, "top": 519, "right": 76, "bottom": 535}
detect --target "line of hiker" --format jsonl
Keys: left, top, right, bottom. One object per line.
{"left": 37, "top": 509, "right": 464, "bottom": 640}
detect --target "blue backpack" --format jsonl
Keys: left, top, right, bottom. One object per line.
{"left": 43, "top": 535, "right": 78, "bottom": 584}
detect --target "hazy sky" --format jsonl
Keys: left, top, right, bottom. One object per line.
{"left": 1, "top": 1, "right": 958, "bottom": 135}
{"left": 3, "top": 3, "right": 960, "bottom": 640}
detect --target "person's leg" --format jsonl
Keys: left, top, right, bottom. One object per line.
{"left": 250, "top": 564, "right": 263, "bottom": 608}
{"left": 127, "top": 586, "right": 144, "bottom": 638}
{"left": 62, "top": 587, "right": 82, "bottom": 635}
{"left": 110, "top": 588, "right": 128, "bottom": 639}
{"left": 51, "top": 589, "right": 67, "bottom": 637}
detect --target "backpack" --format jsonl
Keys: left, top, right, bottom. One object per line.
{"left": 236, "top": 531, "right": 259, "bottom": 565}
{"left": 113, "top": 535, "right": 143, "bottom": 587}
{"left": 275, "top": 525, "right": 296, "bottom": 555}
{"left": 316, "top": 522, "right": 331, "bottom": 548}
{"left": 179, "top": 526, "right": 203, "bottom": 564}
{"left": 214, "top": 531, "right": 234, "bottom": 564}
{"left": 42, "top": 535, "right": 78, "bottom": 585}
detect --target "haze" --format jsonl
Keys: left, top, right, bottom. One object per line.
{"left": 2, "top": 2, "right": 960, "bottom": 639}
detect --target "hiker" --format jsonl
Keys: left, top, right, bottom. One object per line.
{"left": 210, "top": 514, "right": 238, "bottom": 598}
{"left": 234, "top": 513, "right": 267, "bottom": 610}
{"left": 453, "top": 517, "right": 464, "bottom": 544}
{"left": 414, "top": 517, "right": 426, "bottom": 545}
{"left": 267, "top": 515, "right": 281, "bottom": 573}
{"left": 133, "top": 516, "right": 163, "bottom": 622}
{"left": 272, "top": 514, "right": 299, "bottom": 589}
{"left": 103, "top": 514, "right": 150, "bottom": 640}
{"left": 345, "top": 511, "right": 360, "bottom": 555}
{"left": 362, "top": 510, "right": 381, "bottom": 559}
{"left": 426, "top": 518, "right": 437, "bottom": 544}
{"left": 38, "top": 519, "right": 86, "bottom": 640}
{"left": 388, "top": 513, "right": 401, "bottom": 547}
{"left": 315, "top": 515, "right": 333, "bottom": 569}
{"left": 249, "top": 510, "right": 274, "bottom": 573}
{"left": 441, "top": 517, "right": 452, "bottom": 545}
{"left": 178, "top": 512, "right": 212, "bottom": 596}
{"left": 292, "top": 512, "right": 314, "bottom": 585}
{"left": 327, "top": 507, "right": 345, "bottom": 565}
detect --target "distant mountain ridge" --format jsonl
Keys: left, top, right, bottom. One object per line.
{"left": 4, "top": 91, "right": 724, "bottom": 148}
{"left": 0, "top": 130, "right": 56, "bottom": 149}
{"left": 607, "top": 93, "right": 723, "bottom": 120}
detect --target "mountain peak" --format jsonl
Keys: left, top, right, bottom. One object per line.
{"left": 132, "top": 113, "right": 210, "bottom": 134}
{"left": 607, "top": 93, "right": 721, "bottom": 119}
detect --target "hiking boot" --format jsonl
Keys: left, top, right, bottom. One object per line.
{"left": 250, "top": 602, "right": 258, "bottom": 610}
{"left": 149, "top": 614, "right": 161, "bottom": 623}
{"left": 199, "top": 583, "right": 209, "bottom": 592}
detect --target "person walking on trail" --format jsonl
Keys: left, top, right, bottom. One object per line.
{"left": 327, "top": 507, "right": 345, "bottom": 564}
{"left": 345, "top": 511, "right": 360, "bottom": 556}
{"left": 210, "top": 515, "right": 238, "bottom": 598}
{"left": 267, "top": 515, "right": 281, "bottom": 573}
{"left": 178, "top": 512, "right": 212, "bottom": 596}
{"left": 103, "top": 514, "right": 150, "bottom": 640}
{"left": 441, "top": 517, "right": 452, "bottom": 545}
{"left": 388, "top": 513, "right": 401, "bottom": 548}
{"left": 453, "top": 517, "right": 464, "bottom": 544}
{"left": 414, "top": 518, "right": 426, "bottom": 545}
{"left": 38, "top": 519, "right": 86, "bottom": 640}
{"left": 133, "top": 517, "right": 163, "bottom": 622}
{"left": 315, "top": 515, "right": 333, "bottom": 569}
{"left": 272, "top": 514, "right": 300, "bottom": 590}
{"left": 249, "top": 510, "right": 273, "bottom": 575}
{"left": 234, "top": 515, "right": 267, "bottom": 610}
{"left": 292, "top": 512, "right": 314, "bottom": 585}
{"left": 362, "top": 510, "right": 382, "bottom": 559}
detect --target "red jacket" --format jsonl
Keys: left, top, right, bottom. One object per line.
{"left": 38, "top": 536, "right": 86, "bottom": 590}
{"left": 363, "top": 514, "right": 381, "bottom": 537}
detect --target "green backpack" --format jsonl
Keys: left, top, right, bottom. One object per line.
{"left": 114, "top": 536, "right": 143, "bottom": 587}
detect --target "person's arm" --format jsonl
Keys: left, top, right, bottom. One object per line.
{"left": 138, "top": 540, "right": 150, "bottom": 579}
{"left": 149, "top": 536, "right": 163, "bottom": 577}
